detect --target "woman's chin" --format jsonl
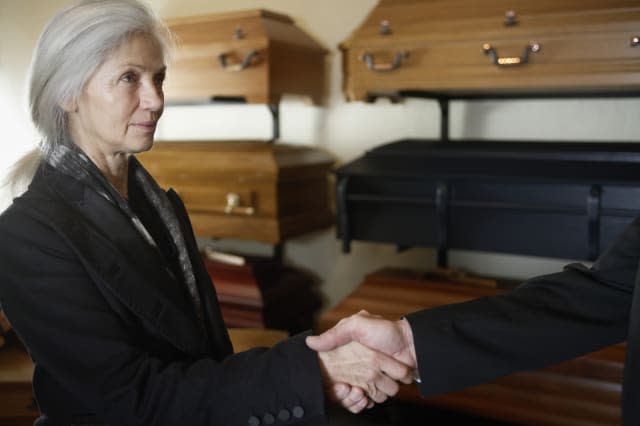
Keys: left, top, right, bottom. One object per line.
{"left": 129, "top": 138, "right": 155, "bottom": 154}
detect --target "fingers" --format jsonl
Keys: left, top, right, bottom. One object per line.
{"left": 313, "top": 314, "right": 418, "bottom": 413}
{"left": 347, "top": 395, "right": 370, "bottom": 414}
{"left": 309, "top": 311, "right": 416, "bottom": 371}
{"left": 368, "top": 350, "right": 412, "bottom": 398}
{"left": 343, "top": 386, "right": 370, "bottom": 413}
{"left": 319, "top": 340, "right": 413, "bottom": 402}
{"left": 306, "top": 310, "right": 378, "bottom": 352}
{"left": 378, "top": 353, "right": 415, "bottom": 385}
{"left": 331, "top": 382, "right": 351, "bottom": 401}
{"left": 366, "top": 378, "right": 393, "bottom": 404}
{"left": 358, "top": 309, "right": 383, "bottom": 320}
{"left": 330, "top": 383, "right": 371, "bottom": 414}
{"left": 306, "top": 316, "right": 356, "bottom": 352}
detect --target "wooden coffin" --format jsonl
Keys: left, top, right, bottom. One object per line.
{"left": 164, "top": 9, "right": 328, "bottom": 104}
{"left": 341, "top": 0, "right": 640, "bottom": 100}
{"left": 335, "top": 140, "right": 640, "bottom": 262}
{"left": 318, "top": 268, "right": 624, "bottom": 426}
{"left": 138, "top": 141, "right": 334, "bottom": 244}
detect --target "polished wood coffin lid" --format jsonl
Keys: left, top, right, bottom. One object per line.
{"left": 138, "top": 141, "right": 334, "bottom": 244}
{"left": 340, "top": 0, "right": 640, "bottom": 100}
{"left": 164, "top": 9, "right": 328, "bottom": 105}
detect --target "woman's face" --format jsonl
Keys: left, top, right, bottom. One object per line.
{"left": 69, "top": 34, "right": 166, "bottom": 159}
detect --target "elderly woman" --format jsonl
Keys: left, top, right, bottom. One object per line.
{"left": 0, "top": 1, "right": 413, "bottom": 425}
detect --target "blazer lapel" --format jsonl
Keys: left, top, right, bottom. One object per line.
{"left": 166, "top": 189, "right": 233, "bottom": 359}
{"left": 19, "top": 175, "right": 206, "bottom": 356}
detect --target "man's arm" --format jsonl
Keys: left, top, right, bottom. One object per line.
{"left": 309, "top": 216, "right": 640, "bottom": 398}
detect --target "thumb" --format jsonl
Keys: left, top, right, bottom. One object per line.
{"left": 306, "top": 323, "right": 353, "bottom": 352}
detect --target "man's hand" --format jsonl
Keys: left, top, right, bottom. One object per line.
{"left": 309, "top": 310, "right": 419, "bottom": 413}
{"left": 308, "top": 310, "right": 418, "bottom": 369}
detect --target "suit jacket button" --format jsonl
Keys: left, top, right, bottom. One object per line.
{"left": 292, "top": 406, "right": 305, "bottom": 419}
{"left": 248, "top": 415, "right": 260, "bottom": 426}
{"left": 263, "top": 413, "right": 275, "bottom": 425}
{"left": 278, "top": 409, "right": 291, "bottom": 421}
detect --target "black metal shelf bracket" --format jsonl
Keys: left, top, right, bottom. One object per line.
{"left": 336, "top": 176, "right": 351, "bottom": 253}
{"left": 435, "top": 181, "right": 449, "bottom": 268}
{"left": 587, "top": 185, "right": 602, "bottom": 261}
{"left": 267, "top": 103, "right": 280, "bottom": 142}
{"left": 438, "top": 97, "right": 449, "bottom": 142}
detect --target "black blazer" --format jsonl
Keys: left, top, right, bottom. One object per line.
{"left": 0, "top": 163, "right": 326, "bottom": 426}
{"left": 406, "top": 215, "right": 640, "bottom": 425}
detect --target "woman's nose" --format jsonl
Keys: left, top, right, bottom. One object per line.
{"left": 140, "top": 81, "right": 163, "bottom": 111}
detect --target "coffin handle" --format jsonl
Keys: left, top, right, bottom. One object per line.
{"left": 224, "top": 192, "right": 255, "bottom": 216}
{"left": 218, "top": 50, "right": 260, "bottom": 72}
{"left": 360, "top": 51, "right": 409, "bottom": 72}
{"left": 482, "top": 42, "right": 540, "bottom": 66}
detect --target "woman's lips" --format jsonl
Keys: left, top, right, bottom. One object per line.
{"left": 130, "top": 121, "right": 157, "bottom": 131}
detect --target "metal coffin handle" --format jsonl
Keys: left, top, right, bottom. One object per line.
{"left": 482, "top": 42, "right": 540, "bottom": 66}
{"left": 360, "top": 51, "right": 409, "bottom": 72}
{"left": 218, "top": 50, "right": 260, "bottom": 72}
{"left": 224, "top": 193, "right": 255, "bottom": 216}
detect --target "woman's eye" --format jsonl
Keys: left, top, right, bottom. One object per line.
{"left": 121, "top": 73, "right": 138, "bottom": 83}
{"left": 154, "top": 73, "right": 165, "bottom": 86}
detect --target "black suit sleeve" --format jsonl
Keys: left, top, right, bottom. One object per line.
{"left": 0, "top": 205, "right": 327, "bottom": 426}
{"left": 405, "top": 217, "right": 639, "bottom": 396}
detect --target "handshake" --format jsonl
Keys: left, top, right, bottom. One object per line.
{"left": 306, "top": 310, "right": 418, "bottom": 413}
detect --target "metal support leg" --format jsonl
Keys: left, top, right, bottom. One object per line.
{"left": 436, "top": 182, "right": 449, "bottom": 268}
{"left": 438, "top": 97, "right": 449, "bottom": 142}
{"left": 273, "top": 243, "right": 284, "bottom": 264}
{"left": 336, "top": 177, "right": 351, "bottom": 253}
{"left": 587, "top": 185, "right": 602, "bottom": 261}
{"left": 267, "top": 103, "right": 280, "bottom": 142}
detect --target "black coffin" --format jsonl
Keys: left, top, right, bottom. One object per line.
{"left": 335, "top": 140, "right": 640, "bottom": 264}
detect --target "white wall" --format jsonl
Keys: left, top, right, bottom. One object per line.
{"left": 2, "top": 0, "right": 640, "bottom": 311}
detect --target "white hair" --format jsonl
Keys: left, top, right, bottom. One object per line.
{"left": 6, "top": 0, "right": 172, "bottom": 193}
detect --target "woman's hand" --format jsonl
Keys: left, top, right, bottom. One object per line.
{"left": 316, "top": 340, "right": 414, "bottom": 413}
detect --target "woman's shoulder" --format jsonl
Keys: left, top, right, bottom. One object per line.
{"left": 0, "top": 165, "right": 81, "bottom": 237}
{"left": 0, "top": 183, "right": 81, "bottom": 266}
{"left": 6, "top": 162, "right": 78, "bottom": 207}
{"left": 0, "top": 192, "right": 58, "bottom": 241}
